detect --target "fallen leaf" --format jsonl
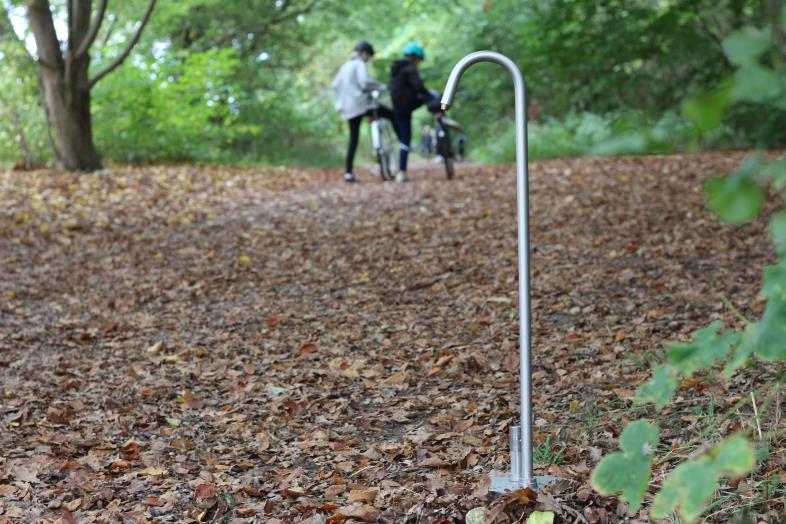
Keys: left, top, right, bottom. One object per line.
{"left": 141, "top": 466, "right": 167, "bottom": 477}
{"left": 347, "top": 488, "right": 378, "bottom": 503}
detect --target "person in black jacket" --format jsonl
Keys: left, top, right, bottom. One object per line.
{"left": 389, "top": 42, "right": 439, "bottom": 182}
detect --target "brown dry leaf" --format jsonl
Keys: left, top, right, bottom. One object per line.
{"left": 508, "top": 487, "right": 538, "bottom": 505}
{"left": 257, "top": 431, "right": 271, "bottom": 451}
{"left": 146, "top": 341, "right": 164, "bottom": 356}
{"left": 236, "top": 506, "right": 256, "bottom": 517}
{"left": 194, "top": 483, "right": 217, "bottom": 508}
{"left": 324, "top": 484, "right": 347, "bottom": 497}
{"left": 347, "top": 488, "right": 378, "bottom": 503}
{"left": 171, "top": 438, "right": 195, "bottom": 450}
{"left": 140, "top": 466, "right": 167, "bottom": 477}
{"left": 120, "top": 440, "right": 142, "bottom": 461}
{"left": 145, "top": 496, "right": 167, "bottom": 507}
{"left": 283, "top": 486, "right": 306, "bottom": 498}
{"left": 241, "top": 485, "right": 266, "bottom": 498}
{"left": 298, "top": 343, "right": 319, "bottom": 359}
{"left": 9, "top": 464, "right": 38, "bottom": 483}
{"left": 419, "top": 456, "right": 448, "bottom": 467}
{"left": 63, "top": 498, "right": 82, "bottom": 511}
{"left": 332, "top": 503, "right": 379, "bottom": 522}
{"left": 382, "top": 369, "right": 408, "bottom": 385}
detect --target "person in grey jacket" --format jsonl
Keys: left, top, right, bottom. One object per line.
{"left": 332, "top": 41, "right": 397, "bottom": 183}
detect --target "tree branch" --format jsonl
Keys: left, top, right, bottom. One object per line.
{"left": 75, "top": 0, "right": 106, "bottom": 58}
{"left": 26, "top": 0, "right": 65, "bottom": 71}
{"left": 88, "top": 0, "right": 154, "bottom": 89}
{"left": 1, "top": 4, "right": 36, "bottom": 65}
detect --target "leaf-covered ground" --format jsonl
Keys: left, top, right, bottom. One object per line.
{"left": 1, "top": 154, "right": 784, "bottom": 523}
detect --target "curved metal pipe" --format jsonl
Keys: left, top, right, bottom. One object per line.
{"left": 441, "top": 51, "right": 532, "bottom": 488}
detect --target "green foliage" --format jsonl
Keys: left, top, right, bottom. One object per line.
{"left": 666, "top": 321, "right": 739, "bottom": 374}
{"left": 767, "top": 214, "right": 786, "bottom": 265}
{"left": 591, "top": 420, "right": 659, "bottom": 512}
{"left": 651, "top": 436, "right": 756, "bottom": 521}
{"left": 681, "top": 81, "right": 733, "bottom": 133}
{"left": 93, "top": 48, "right": 248, "bottom": 163}
{"left": 525, "top": 511, "right": 555, "bottom": 524}
{"left": 634, "top": 364, "right": 678, "bottom": 410}
{"left": 593, "top": 9, "right": 785, "bottom": 522}
{"left": 534, "top": 435, "right": 564, "bottom": 465}
{"left": 0, "top": 12, "right": 50, "bottom": 167}
{"left": 3, "top": 0, "right": 786, "bottom": 166}
{"left": 705, "top": 172, "right": 765, "bottom": 224}
{"left": 722, "top": 28, "right": 773, "bottom": 66}
{"left": 597, "top": 319, "right": 762, "bottom": 522}
{"left": 635, "top": 322, "right": 739, "bottom": 410}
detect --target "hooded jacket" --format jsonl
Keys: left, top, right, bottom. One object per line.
{"left": 389, "top": 59, "right": 433, "bottom": 109}
{"left": 332, "top": 55, "right": 384, "bottom": 120}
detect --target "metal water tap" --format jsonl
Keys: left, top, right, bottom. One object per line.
{"left": 441, "top": 51, "right": 557, "bottom": 492}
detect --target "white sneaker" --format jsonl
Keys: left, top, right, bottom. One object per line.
{"left": 344, "top": 173, "right": 358, "bottom": 183}
{"left": 395, "top": 172, "right": 410, "bottom": 183}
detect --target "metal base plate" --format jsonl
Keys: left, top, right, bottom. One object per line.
{"left": 489, "top": 473, "right": 564, "bottom": 493}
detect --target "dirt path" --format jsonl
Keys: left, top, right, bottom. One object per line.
{"left": 0, "top": 153, "right": 781, "bottom": 522}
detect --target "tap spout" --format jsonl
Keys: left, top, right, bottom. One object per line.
{"left": 440, "top": 51, "right": 524, "bottom": 110}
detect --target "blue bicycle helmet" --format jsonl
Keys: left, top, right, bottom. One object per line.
{"left": 403, "top": 42, "right": 425, "bottom": 60}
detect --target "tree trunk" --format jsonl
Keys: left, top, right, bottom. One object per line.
{"left": 27, "top": 0, "right": 101, "bottom": 171}
{"left": 21, "top": 0, "right": 155, "bottom": 171}
{"left": 39, "top": 65, "right": 100, "bottom": 170}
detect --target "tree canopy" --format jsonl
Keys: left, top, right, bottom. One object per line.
{"left": 0, "top": 0, "right": 784, "bottom": 168}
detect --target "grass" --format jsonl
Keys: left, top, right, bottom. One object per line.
{"left": 534, "top": 436, "right": 564, "bottom": 465}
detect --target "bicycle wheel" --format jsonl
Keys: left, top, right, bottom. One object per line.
{"left": 436, "top": 119, "right": 455, "bottom": 180}
{"left": 377, "top": 150, "right": 393, "bottom": 181}
{"left": 376, "top": 120, "right": 397, "bottom": 181}
{"left": 444, "top": 156, "right": 455, "bottom": 180}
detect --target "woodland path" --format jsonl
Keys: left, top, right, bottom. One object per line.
{"left": 0, "top": 153, "right": 779, "bottom": 522}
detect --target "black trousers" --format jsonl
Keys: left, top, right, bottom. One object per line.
{"left": 345, "top": 106, "right": 397, "bottom": 174}
{"left": 393, "top": 99, "right": 424, "bottom": 172}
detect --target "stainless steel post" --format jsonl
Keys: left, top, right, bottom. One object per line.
{"left": 509, "top": 425, "right": 522, "bottom": 482}
{"left": 441, "top": 51, "right": 535, "bottom": 490}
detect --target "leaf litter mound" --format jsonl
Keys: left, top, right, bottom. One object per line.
{"left": 0, "top": 153, "right": 783, "bottom": 522}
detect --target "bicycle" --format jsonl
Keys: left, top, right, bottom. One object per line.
{"left": 426, "top": 89, "right": 463, "bottom": 180}
{"left": 366, "top": 88, "right": 398, "bottom": 182}
{"left": 434, "top": 113, "right": 464, "bottom": 180}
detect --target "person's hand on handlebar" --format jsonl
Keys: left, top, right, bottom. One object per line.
{"left": 362, "top": 80, "right": 387, "bottom": 92}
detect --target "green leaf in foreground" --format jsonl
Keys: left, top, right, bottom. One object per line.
{"left": 749, "top": 296, "right": 786, "bottom": 361}
{"left": 732, "top": 64, "right": 782, "bottom": 103}
{"left": 705, "top": 170, "right": 765, "bottom": 224}
{"left": 769, "top": 212, "right": 786, "bottom": 258}
{"left": 651, "top": 435, "right": 755, "bottom": 523}
{"left": 651, "top": 459, "right": 718, "bottom": 522}
{"left": 591, "top": 420, "right": 659, "bottom": 513}
{"left": 666, "top": 321, "right": 738, "bottom": 374}
{"left": 681, "top": 81, "right": 732, "bottom": 132}
{"left": 761, "top": 159, "right": 786, "bottom": 190}
{"left": 723, "top": 325, "right": 757, "bottom": 377}
{"left": 722, "top": 27, "right": 772, "bottom": 66}
{"left": 762, "top": 260, "right": 786, "bottom": 299}
{"left": 526, "top": 511, "right": 555, "bottom": 524}
{"left": 635, "top": 364, "right": 679, "bottom": 410}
